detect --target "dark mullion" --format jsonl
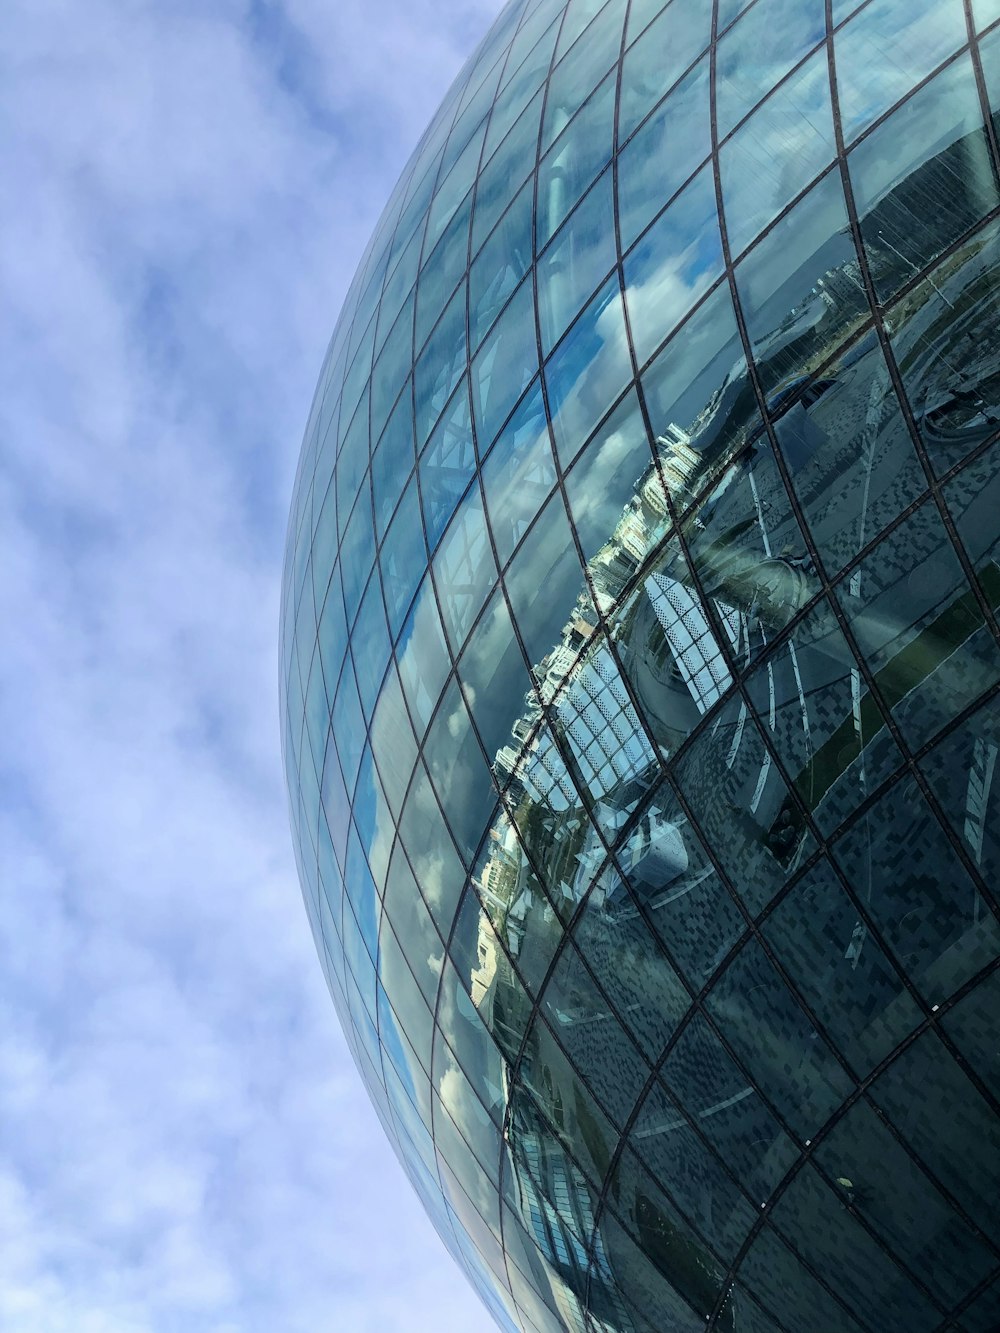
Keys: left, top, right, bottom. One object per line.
{"left": 399, "top": 4, "right": 543, "bottom": 1311}
{"left": 435, "top": 0, "right": 583, "bottom": 1321}
{"left": 595, "top": 4, "right": 883, "bottom": 1321}
{"left": 822, "top": 17, "right": 1000, "bottom": 924}
{"left": 931, "top": 1258, "right": 1000, "bottom": 1333}
{"left": 964, "top": 0, "right": 1000, "bottom": 184}
{"left": 695, "top": 4, "right": 1000, "bottom": 1325}
{"left": 593, "top": 10, "right": 919, "bottom": 1332}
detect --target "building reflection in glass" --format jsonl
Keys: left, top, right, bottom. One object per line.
{"left": 281, "top": 2, "right": 1000, "bottom": 1330}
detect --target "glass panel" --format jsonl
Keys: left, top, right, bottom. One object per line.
{"left": 618, "top": 0, "right": 712, "bottom": 141}
{"left": 350, "top": 573, "right": 391, "bottom": 719}
{"left": 629, "top": 1086, "right": 759, "bottom": 1259}
{"left": 588, "top": 1206, "right": 708, "bottom": 1333}
{"left": 371, "top": 379, "right": 415, "bottom": 540}
{"left": 414, "top": 278, "right": 468, "bottom": 448}
{"left": 424, "top": 678, "right": 497, "bottom": 864}
{"left": 662, "top": 1014, "right": 798, "bottom": 1206}
{"left": 339, "top": 473, "right": 376, "bottom": 627}
{"left": 974, "top": 0, "right": 1000, "bottom": 27}
{"left": 340, "top": 310, "right": 377, "bottom": 431}
{"left": 818, "top": 1100, "right": 998, "bottom": 1310}
{"left": 945, "top": 435, "right": 1000, "bottom": 612}
{"left": 474, "top": 87, "right": 545, "bottom": 253}
{"left": 779, "top": 336, "right": 927, "bottom": 578}
{"left": 959, "top": 1273, "right": 1000, "bottom": 1333}
{"left": 561, "top": 389, "right": 654, "bottom": 552}
{"left": 345, "top": 828, "right": 380, "bottom": 969}
{"left": 379, "top": 475, "right": 425, "bottom": 638}
{"left": 433, "top": 480, "right": 498, "bottom": 654}
{"left": 869, "top": 1030, "right": 1000, "bottom": 1236}
{"left": 835, "top": 501, "right": 1000, "bottom": 753}
{"left": 472, "top": 278, "right": 538, "bottom": 452}
{"left": 850, "top": 55, "right": 1000, "bottom": 306}
{"left": 419, "top": 377, "right": 476, "bottom": 554}
{"left": 332, "top": 658, "right": 367, "bottom": 793}
{"left": 561, "top": 903, "right": 690, "bottom": 1059}
{"left": 504, "top": 493, "right": 590, "bottom": 672}
{"left": 720, "top": 46, "right": 836, "bottom": 258}
{"left": 437, "top": 1157, "right": 505, "bottom": 1291}
{"left": 399, "top": 759, "right": 466, "bottom": 933}
{"left": 542, "top": 0, "right": 621, "bottom": 148}
{"left": 424, "top": 118, "right": 486, "bottom": 258}
{"left": 303, "top": 647, "right": 332, "bottom": 781}
{"left": 458, "top": 593, "right": 530, "bottom": 768}
{"left": 354, "top": 741, "right": 393, "bottom": 887}
{"left": 470, "top": 174, "right": 534, "bottom": 351}
{"left": 623, "top": 163, "right": 723, "bottom": 368}
{"left": 704, "top": 937, "right": 854, "bottom": 1139}
{"left": 370, "top": 664, "right": 417, "bottom": 819}
{"left": 734, "top": 168, "right": 858, "bottom": 396}
{"left": 717, "top": 0, "right": 754, "bottom": 29}
{"left": 616, "top": 54, "right": 711, "bottom": 252}
{"left": 555, "top": 0, "right": 616, "bottom": 62}
{"left": 383, "top": 842, "right": 444, "bottom": 1006}
{"left": 446, "top": 883, "right": 527, "bottom": 1079}
{"left": 833, "top": 775, "right": 1000, "bottom": 1005}
{"left": 310, "top": 477, "right": 341, "bottom": 622}
{"left": 379, "top": 926, "right": 434, "bottom": 1065}
{"left": 624, "top": 0, "right": 669, "bottom": 43}
{"left": 484, "top": 11, "right": 558, "bottom": 163}
{"left": 942, "top": 968, "right": 1000, "bottom": 1101}
{"left": 370, "top": 291, "right": 413, "bottom": 443}
{"left": 602, "top": 1145, "right": 734, "bottom": 1322}
{"left": 920, "top": 693, "right": 1000, "bottom": 930}
{"left": 468, "top": 813, "right": 562, "bottom": 998}
{"left": 763, "top": 855, "right": 922, "bottom": 1076}
{"left": 888, "top": 219, "right": 1000, "bottom": 477}
{"left": 674, "top": 702, "right": 816, "bottom": 919}
{"left": 834, "top": 0, "right": 969, "bottom": 144}
{"left": 378, "top": 217, "right": 423, "bottom": 347}
{"left": 336, "top": 385, "right": 370, "bottom": 535}
{"left": 417, "top": 186, "right": 473, "bottom": 349}
{"left": 538, "top": 171, "right": 617, "bottom": 354}
{"left": 640, "top": 281, "right": 743, "bottom": 462}
{"left": 388, "top": 144, "right": 445, "bottom": 281}
{"left": 770, "top": 1162, "right": 938, "bottom": 1333}
{"left": 396, "top": 573, "right": 451, "bottom": 736}
{"left": 535, "top": 997, "right": 652, "bottom": 1131}
{"left": 482, "top": 380, "right": 557, "bottom": 567}
{"left": 623, "top": 786, "right": 747, "bottom": 989}
{"left": 536, "top": 70, "right": 617, "bottom": 245}
{"left": 714, "top": 0, "right": 826, "bottom": 139}
{"left": 321, "top": 728, "right": 351, "bottom": 864}
{"left": 456, "top": 39, "right": 506, "bottom": 123}
{"left": 550, "top": 635, "right": 659, "bottom": 821}
{"left": 743, "top": 595, "right": 903, "bottom": 837}
{"left": 502, "top": 1134, "right": 596, "bottom": 1316}
{"left": 545, "top": 275, "right": 632, "bottom": 464}
{"left": 738, "top": 1211, "right": 869, "bottom": 1333}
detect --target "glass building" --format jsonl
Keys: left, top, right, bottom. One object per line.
{"left": 279, "top": 1, "right": 1000, "bottom": 1329}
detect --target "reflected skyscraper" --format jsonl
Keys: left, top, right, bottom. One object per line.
{"left": 280, "top": 1, "right": 1000, "bottom": 1330}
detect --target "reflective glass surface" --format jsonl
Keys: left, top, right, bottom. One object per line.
{"left": 281, "top": 2, "right": 1000, "bottom": 1330}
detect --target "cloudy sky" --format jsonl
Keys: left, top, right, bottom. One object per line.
{"left": 0, "top": 1, "right": 504, "bottom": 1329}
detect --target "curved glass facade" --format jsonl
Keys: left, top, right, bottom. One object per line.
{"left": 280, "top": 2, "right": 1000, "bottom": 1330}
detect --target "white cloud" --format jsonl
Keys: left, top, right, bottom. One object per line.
{"left": 0, "top": 0, "right": 505, "bottom": 1330}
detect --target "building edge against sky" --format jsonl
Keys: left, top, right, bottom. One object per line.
{"left": 281, "top": 2, "right": 1000, "bottom": 1331}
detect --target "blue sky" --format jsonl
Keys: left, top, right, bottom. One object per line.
{"left": 0, "top": 1, "right": 503, "bottom": 1329}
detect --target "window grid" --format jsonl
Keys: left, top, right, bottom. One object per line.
{"left": 281, "top": 0, "right": 1000, "bottom": 1329}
